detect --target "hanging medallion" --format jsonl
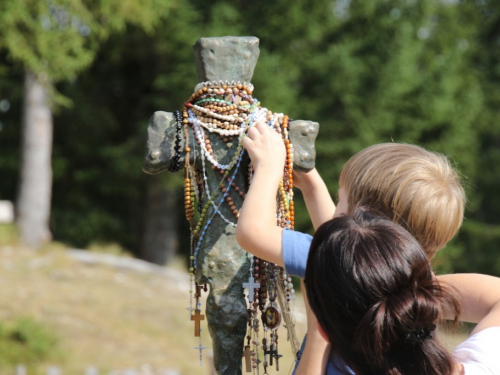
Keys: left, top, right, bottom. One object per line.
{"left": 262, "top": 304, "right": 281, "bottom": 330}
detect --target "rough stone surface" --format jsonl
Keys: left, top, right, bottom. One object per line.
{"left": 142, "top": 36, "right": 319, "bottom": 375}
{"left": 142, "top": 112, "right": 176, "bottom": 174}
{"left": 288, "top": 120, "right": 319, "bottom": 172}
{"left": 193, "top": 36, "right": 260, "bottom": 83}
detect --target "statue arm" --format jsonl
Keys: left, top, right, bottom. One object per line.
{"left": 287, "top": 120, "right": 334, "bottom": 230}
{"left": 294, "top": 168, "right": 336, "bottom": 231}
{"left": 142, "top": 111, "right": 179, "bottom": 174}
{"left": 236, "top": 122, "right": 286, "bottom": 267}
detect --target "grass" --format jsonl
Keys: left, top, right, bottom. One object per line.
{"left": 0, "top": 317, "right": 62, "bottom": 368}
{"left": 0, "top": 245, "right": 209, "bottom": 374}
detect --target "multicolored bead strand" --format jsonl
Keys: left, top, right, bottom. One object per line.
{"left": 176, "top": 80, "right": 299, "bottom": 373}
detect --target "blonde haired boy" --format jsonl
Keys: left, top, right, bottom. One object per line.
{"left": 340, "top": 142, "right": 464, "bottom": 258}
{"left": 236, "top": 122, "right": 465, "bottom": 374}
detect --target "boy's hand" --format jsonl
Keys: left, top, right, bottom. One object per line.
{"left": 293, "top": 169, "right": 316, "bottom": 191}
{"left": 242, "top": 121, "right": 286, "bottom": 174}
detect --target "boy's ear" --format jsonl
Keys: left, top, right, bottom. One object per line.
{"left": 317, "top": 322, "right": 330, "bottom": 343}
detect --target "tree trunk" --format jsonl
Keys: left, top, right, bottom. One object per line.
{"left": 16, "top": 70, "right": 53, "bottom": 248}
{"left": 140, "top": 175, "right": 178, "bottom": 265}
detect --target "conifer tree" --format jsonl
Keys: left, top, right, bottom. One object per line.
{"left": 0, "top": 0, "right": 170, "bottom": 248}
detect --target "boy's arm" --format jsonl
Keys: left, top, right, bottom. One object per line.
{"left": 294, "top": 169, "right": 336, "bottom": 230}
{"left": 438, "top": 273, "right": 500, "bottom": 334}
{"left": 236, "top": 121, "right": 286, "bottom": 267}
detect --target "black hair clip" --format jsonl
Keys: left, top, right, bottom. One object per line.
{"left": 406, "top": 324, "right": 436, "bottom": 343}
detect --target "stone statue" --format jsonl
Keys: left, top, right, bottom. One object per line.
{"left": 143, "top": 36, "right": 319, "bottom": 375}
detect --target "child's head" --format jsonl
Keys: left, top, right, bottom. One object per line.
{"left": 339, "top": 143, "right": 465, "bottom": 258}
{"left": 305, "top": 208, "right": 460, "bottom": 375}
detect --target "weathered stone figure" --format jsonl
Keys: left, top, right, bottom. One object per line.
{"left": 143, "top": 36, "right": 318, "bottom": 375}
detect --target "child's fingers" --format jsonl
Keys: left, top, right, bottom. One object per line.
{"left": 246, "top": 121, "right": 268, "bottom": 142}
{"left": 244, "top": 120, "right": 284, "bottom": 157}
{"left": 242, "top": 133, "right": 253, "bottom": 150}
{"left": 246, "top": 125, "right": 260, "bottom": 141}
{"left": 253, "top": 120, "right": 268, "bottom": 134}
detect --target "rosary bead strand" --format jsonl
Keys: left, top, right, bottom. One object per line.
{"left": 179, "top": 82, "right": 298, "bottom": 373}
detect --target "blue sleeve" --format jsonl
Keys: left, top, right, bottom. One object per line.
{"left": 282, "top": 228, "right": 313, "bottom": 278}
{"left": 291, "top": 335, "right": 307, "bottom": 374}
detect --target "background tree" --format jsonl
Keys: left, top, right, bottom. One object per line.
{"left": 0, "top": 0, "right": 171, "bottom": 248}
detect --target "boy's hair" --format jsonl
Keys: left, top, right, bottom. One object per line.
{"left": 339, "top": 143, "right": 465, "bottom": 259}
{"left": 305, "top": 208, "right": 460, "bottom": 375}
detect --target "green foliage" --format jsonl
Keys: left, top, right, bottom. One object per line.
{"left": 296, "top": 0, "right": 481, "bottom": 175}
{"left": 0, "top": 317, "right": 61, "bottom": 366}
{"left": 0, "top": 58, "right": 23, "bottom": 201}
{"left": 454, "top": 220, "right": 500, "bottom": 275}
{"left": 0, "top": 0, "right": 173, "bottom": 81}
{"left": 432, "top": 238, "right": 465, "bottom": 275}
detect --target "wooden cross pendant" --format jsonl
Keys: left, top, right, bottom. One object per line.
{"left": 191, "top": 309, "right": 205, "bottom": 337}
{"left": 242, "top": 345, "right": 252, "bottom": 372}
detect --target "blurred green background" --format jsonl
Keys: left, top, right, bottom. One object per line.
{"left": 1, "top": 0, "right": 499, "bottom": 276}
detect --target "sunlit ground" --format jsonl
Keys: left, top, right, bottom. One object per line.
{"left": 0, "top": 243, "right": 307, "bottom": 375}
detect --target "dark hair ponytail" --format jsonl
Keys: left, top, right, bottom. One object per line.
{"left": 305, "top": 208, "right": 460, "bottom": 375}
